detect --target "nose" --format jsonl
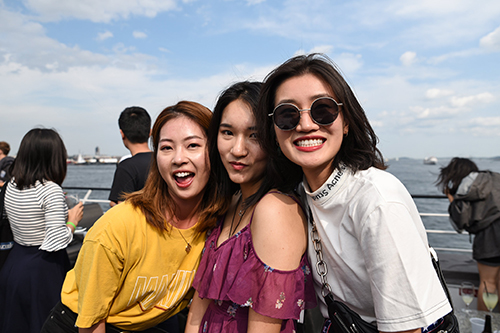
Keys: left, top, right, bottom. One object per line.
{"left": 231, "top": 135, "right": 248, "bottom": 157}
{"left": 296, "top": 109, "right": 319, "bottom": 132}
{"left": 172, "top": 147, "right": 188, "bottom": 165}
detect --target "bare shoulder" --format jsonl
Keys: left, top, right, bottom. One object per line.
{"left": 251, "top": 191, "right": 307, "bottom": 271}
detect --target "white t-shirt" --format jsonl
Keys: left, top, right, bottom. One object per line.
{"left": 304, "top": 165, "right": 452, "bottom": 332}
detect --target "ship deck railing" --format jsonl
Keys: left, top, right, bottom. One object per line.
{"left": 63, "top": 187, "right": 472, "bottom": 253}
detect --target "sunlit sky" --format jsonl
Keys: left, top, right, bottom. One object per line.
{"left": 1, "top": 0, "right": 499, "bottom": 159}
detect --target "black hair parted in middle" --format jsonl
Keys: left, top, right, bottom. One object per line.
{"left": 207, "top": 80, "right": 301, "bottom": 216}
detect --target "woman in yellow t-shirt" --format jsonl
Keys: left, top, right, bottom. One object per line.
{"left": 42, "top": 101, "right": 219, "bottom": 333}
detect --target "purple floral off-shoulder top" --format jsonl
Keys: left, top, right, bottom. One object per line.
{"left": 192, "top": 196, "right": 317, "bottom": 332}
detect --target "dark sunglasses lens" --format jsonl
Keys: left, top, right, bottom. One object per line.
{"left": 311, "top": 98, "right": 339, "bottom": 125}
{"left": 274, "top": 105, "right": 299, "bottom": 130}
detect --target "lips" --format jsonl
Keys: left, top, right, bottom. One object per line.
{"left": 230, "top": 162, "right": 246, "bottom": 171}
{"left": 293, "top": 137, "right": 325, "bottom": 152}
{"left": 174, "top": 171, "right": 194, "bottom": 188}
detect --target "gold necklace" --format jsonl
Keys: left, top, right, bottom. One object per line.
{"left": 176, "top": 228, "right": 194, "bottom": 253}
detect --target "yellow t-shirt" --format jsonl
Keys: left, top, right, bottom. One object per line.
{"left": 61, "top": 202, "right": 206, "bottom": 330}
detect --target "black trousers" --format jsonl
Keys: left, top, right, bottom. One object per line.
{"left": 41, "top": 301, "right": 178, "bottom": 333}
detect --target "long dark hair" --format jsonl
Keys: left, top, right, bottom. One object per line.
{"left": 208, "top": 82, "right": 261, "bottom": 210}
{"left": 208, "top": 81, "right": 292, "bottom": 214}
{"left": 127, "top": 101, "right": 218, "bottom": 233}
{"left": 435, "top": 157, "right": 479, "bottom": 195}
{"left": 10, "top": 128, "right": 68, "bottom": 189}
{"left": 257, "top": 53, "right": 386, "bottom": 186}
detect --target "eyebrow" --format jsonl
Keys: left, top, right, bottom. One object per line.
{"left": 159, "top": 135, "right": 205, "bottom": 143}
{"left": 219, "top": 123, "right": 257, "bottom": 131}
{"left": 276, "top": 93, "right": 333, "bottom": 105}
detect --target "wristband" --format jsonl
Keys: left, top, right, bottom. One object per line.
{"left": 66, "top": 221, "right": 77, "bottom": 229}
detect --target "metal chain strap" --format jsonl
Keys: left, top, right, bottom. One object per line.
{"left": 310, "top": 212, "right": 332, "bottom": 297}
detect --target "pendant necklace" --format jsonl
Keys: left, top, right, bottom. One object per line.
{"left": 229, "top": 194, "right": 247, "bottom": 236}
{"left": 176, "top": 227, "right": 194, "bottom": 253}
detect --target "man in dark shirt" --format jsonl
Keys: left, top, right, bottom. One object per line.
{"left": 0, "top": 141, "right": 14, "bottom": 187}
{"left": 109, "top": 107, "right": 152, "bottom": 207}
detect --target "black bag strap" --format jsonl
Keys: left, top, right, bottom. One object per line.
{"left": 0, "top": 184, "right": 7, "bottom": 221}
{"left": 429, "top": 247, "right": 455, "bottom": 311}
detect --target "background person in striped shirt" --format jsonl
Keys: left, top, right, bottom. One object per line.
{"left": 0, "top": 127, "right": 84, "bottom": 333}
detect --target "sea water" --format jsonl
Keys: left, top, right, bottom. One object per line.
{"left": 63, "top": 157, "right": 500, "bottom": 251}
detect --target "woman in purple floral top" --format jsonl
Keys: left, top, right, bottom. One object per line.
{"left": 185, "top": 81, "right": 316, "bottom": 333}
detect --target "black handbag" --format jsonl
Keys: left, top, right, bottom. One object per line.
{"left": 0, "top": 184, "right": 14, "bottom": 270}
{"left": 310, "top": 210, "right": 459, "bottom": 333}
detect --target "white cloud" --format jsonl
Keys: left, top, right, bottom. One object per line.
{"left": 450, "top": 92, "right": 495, "bottom": 108}
{"left": 480, "top": 26, "right": 500, "bottom": 51}
{"left": 471, "top": 116, "right": 500, "bottom": 127}
{"left": 410, "top": 105, "right": 460, "bottom": 119}
{"left": 428, "top": 49, "right": 482, "bottom": 65}
{"left": 133, "top": 31, "right": 148, "bottom": 39}
{"left": 310, "top": 45, "right": 334, "bottom": 55}
{"left": 293, "top": 45, "right": 333, "bottom": 57}
{"left": 426, "top": 88, "right": 454, "bottom": 99}
{"left": 96, "top": 31, "right": 113, "bottom": 41}
{"left": 400, "top": 51, "right": 417, "bottom": 66}
{"left": 335, "top": 53, "right": 363, "bottom": 74}
{"left": 385, "top": 0, "right": 500, "bottom": 48}
{"left": 23, "top": 0, "right": 179, "bottom": 23}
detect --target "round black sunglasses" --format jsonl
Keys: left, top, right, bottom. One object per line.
{"left": 268, "top": 97, "right": 342, "bottom": 131}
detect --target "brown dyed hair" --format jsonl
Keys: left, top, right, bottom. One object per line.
{"left": 0, "top": 142, "right": 10, "bottom": 155}
{"left": 126, "top": 101, "right": 218, "bottom": 233}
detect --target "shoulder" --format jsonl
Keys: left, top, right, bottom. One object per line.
{"left": 36, "top": 180, "right": 64, "bottom": 198}
{"left": 0, "top": 156, "right": 14, "bottom": 167}
{"left": 86, "top": 202, "right": 145, "bottom": 240}
{"left": 253, "top": 191, "right": 305, "bottom": 227}
{"left": 128, "top": 152, "right": 153, "bottom": 163}
{"left": 351, "top": 167, "right": 410, "bottom": 202}
{"left": 251, "top": 191, "right": 307, "bottom": 270}
{"left": 117, "top": 152, "right": 152, "bottom": 169}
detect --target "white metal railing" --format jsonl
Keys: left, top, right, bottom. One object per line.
{"left": 65, "top": 187, "right": 473, "bottom": 253}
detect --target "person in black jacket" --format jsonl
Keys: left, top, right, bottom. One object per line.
{"left": 0, "top": 141, "right": 15, "bottom": 187}
{"left": 436, "top": 157, "right": 500, "bottom": 312}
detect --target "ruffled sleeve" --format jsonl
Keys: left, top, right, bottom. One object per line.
{"left": 193, "top": 221, "right": 316, "bottom": 320}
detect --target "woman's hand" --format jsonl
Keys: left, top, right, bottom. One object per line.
{"left": 68, "top": 202, "right": 84, "bottom": 228}
{"left": 79, "top": 320, "right": 105, "bottom": 333}
{"left": 444, "top": 188, "right": 454, "bottom": 203}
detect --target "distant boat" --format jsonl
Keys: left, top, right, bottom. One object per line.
{"left": 74, "top": 153, "right": 86, "bottom": 165}
{"left": 98, "top": 157, "right": 118, "bottom": 164}
{"left": 423, "top": 156, "right": 438, "bottom": 165}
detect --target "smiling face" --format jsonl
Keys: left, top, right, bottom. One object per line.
{"left": 274, "top": 73, "right": 349, "bottom": 191}
{"left": 217, "top": 99, "right": 267, "bottom": 196}
{"left": 157, "top": 115, "right": 210, "bottom": 204}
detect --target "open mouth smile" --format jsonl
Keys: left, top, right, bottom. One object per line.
{"left": 174, "top": 171, "right": 195, "bottom": 188}
{"left": 294, "top": 138, "right": 325, "bottom": 148}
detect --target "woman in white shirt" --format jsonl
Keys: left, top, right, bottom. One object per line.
{"left": 257, "top": 54, "right": 452, "bottom": 333}
{"left": 0, "top": 128, "right": 83, "bottom": 333}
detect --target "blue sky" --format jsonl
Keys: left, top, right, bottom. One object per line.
{"left": 1, "top": 0, "right": 499, "bottom": 159}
